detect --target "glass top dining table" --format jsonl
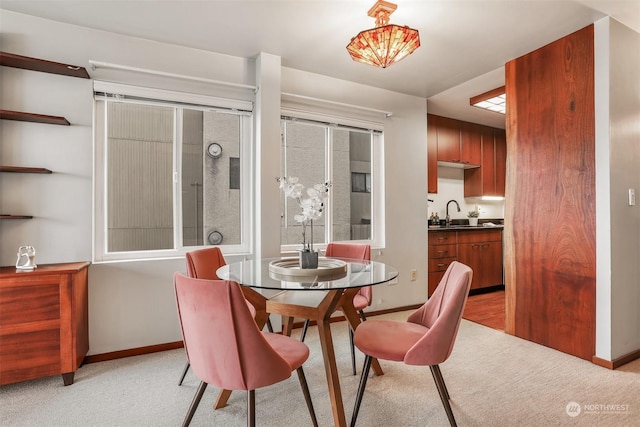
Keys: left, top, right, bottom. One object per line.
{"left": 216, "top": 256, "right": 399, "bottom": 291}
{"left": 215, "top": 256, "right": 399, "bottom": 427}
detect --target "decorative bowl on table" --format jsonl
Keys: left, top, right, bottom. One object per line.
{"left": 268, "top": 257, "right": 348, "bottom": 281}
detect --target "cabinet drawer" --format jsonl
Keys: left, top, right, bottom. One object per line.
{"left": 456, "top": 230, "right": 502, "bottom": 243}
{"left": 0, "top": 281, "right": 60, "bottom": 326}
{"left": 428, "top": 244, "right": 456, "bottom": 259}
{"left": 428, "top": 232, "right": 457, "bottom": 245}
{"left": 428, "top": 257, "right": 456, "bottom": 273}
{"left": 0, "top": 329, "right": 61, "bottom": 385}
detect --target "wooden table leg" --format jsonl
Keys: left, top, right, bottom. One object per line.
{"left": 316, "top": 315, "right": 347, "bottom": 427}
{"left": 214, "top": 389, "right": 233, "bottom": 410}
{"left": 214, "top": 287, "right": 269, "bottom": 410}
{"left": 281, "top": 315, "right": 294, "bottom": 337}
{"left": 266, "top": 289, "right": 347, "bottom": 427}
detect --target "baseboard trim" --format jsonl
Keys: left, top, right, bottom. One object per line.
{"left": 592, "top": 349, "right": 640, "bottom": 370}
{"left": 83, "top": 304, "right": 423, "bottom": 364}
{"left": 84, "top": 341, "right": 184, "bottom": 364}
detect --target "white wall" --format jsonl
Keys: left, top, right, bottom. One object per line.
{"left": 1, "top": 11, "right": 427, "bottom": 354}
{"left": 595, "top": 17, "right": 640, "bottom": 361}
{"left": 608, "top": 19, "right": 640, "bottom": 360}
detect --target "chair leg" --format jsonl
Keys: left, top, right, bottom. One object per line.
{"left": 300, "top": 319, "right": 310, "bottom": 342}
{"left": 182, "top": 381, "right": 207, "bottom": 427}
{"left": 350, "top": 355, "right": 373, "bottom": 427}
{"left": 429, "top": 365, "right": 457, "bottom": 427}
{"left": 296, "top": 367, "right": 319, "bottom": 427}
{"left": 430, "top": 364, "right": 450, "bottom": 400}
{"left": 178, "top": 361, "right": 190, "bottom": 386}
{"left": 247, "top": 390, "right": 255, "bottom": 427}
{"left": 349, "top": 310, "right": 367, "bottom": 376}
{"left": 349, "top": 328, "right": 356, "bottom": 375}
{"left": 266, "top": 316, "right": 274, "bottom": 333}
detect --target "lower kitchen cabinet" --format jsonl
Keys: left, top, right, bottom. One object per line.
{"left": 428, "top": 231, "right": 457, "bottom": 295}
{"left": 456, "top": 230, "right": 503, "bottom": 290}
{"left": 0, "top": 262, "right": 90, "bottom": 386}
{"left": 428, "top": 229, "right": 503, "bottom": 295}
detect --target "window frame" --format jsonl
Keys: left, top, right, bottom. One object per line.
{"left": 279, "top": 111, "right": 385, "bottom": 254}
{"left": 93, "top": 82, "right": 254, "bottom": 263}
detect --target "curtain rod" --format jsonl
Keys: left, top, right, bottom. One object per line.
{"left": 281, "top": 92, "right": 393, "bottom": 118}
{"left": 88, "top": 60, "right": 258, "bottom": 92}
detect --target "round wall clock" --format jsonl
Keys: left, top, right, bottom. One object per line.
{"left": 206, "top": 143, "right": 222, "bottom": 158}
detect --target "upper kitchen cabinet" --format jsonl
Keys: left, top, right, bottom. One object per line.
{"left": 494, "top": 129, "right": 506, "bottom": 195}
{"left": 427, "top": 113, "right": 504, "bottom": 195}
{"left": 459, "top": 121, "right": 482, "bottom": 166}
{"left": 427, "top": 114, "right": 438, "bottom": 193}
{"left": 431, "top": 114, "right": 481, "bottom": 167}
{"left": 464, "top": 126, "right": 506, "bottom": 198}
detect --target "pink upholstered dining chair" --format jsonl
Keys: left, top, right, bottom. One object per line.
{"left": 350, "top": 261, "right": 473, "bottom": 427}
{"left": 300, "top": 242, "right": 371, "bottom": 375}
{"left": 178, "top": 247, "right": 273, "bottom": 386}
{"left": 174, "top": 273, "right": 318, "bottom": 427}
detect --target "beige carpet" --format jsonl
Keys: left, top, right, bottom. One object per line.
{"left": 1, "top": 312, "right": 638, "bottom": 426}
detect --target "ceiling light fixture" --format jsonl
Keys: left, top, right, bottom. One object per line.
{"left": 346, "top": 0, "right": 420, "bottom": 68}
{"left": 470, "top": 86, "right": 506, "bottom": 114}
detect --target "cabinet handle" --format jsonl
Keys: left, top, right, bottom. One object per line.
{"left": 436, "top": 250, "right": 448, "bottom": 255}
{"left": 471, "top": 243, "right": 490, "bottom": 249}
{"left": 437, "top": 237, "right": 448, "bottom": 241}
{"left": 437, "top": 263, "right": 448, "bottom": 268}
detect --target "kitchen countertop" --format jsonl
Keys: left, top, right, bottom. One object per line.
{"left": 428, "top": 220, "right": 504, "bottom": 232}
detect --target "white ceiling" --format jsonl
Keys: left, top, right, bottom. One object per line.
{"left": 1, "top": 0, "right": 638, "bottom": 128}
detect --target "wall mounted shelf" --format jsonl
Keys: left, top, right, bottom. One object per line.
{"left": 0, "top": 215, "right": 34, "bottom": 220}
{"left": 0, "top": 51, "right": 85, "bottom": 223}
{"left": 0, "top": 51, "right": 90, "bottom": 79}
{"left": 0, "top": 109, "right": 70, "bottom": 126}
{"left": 0, "top": 166, "right": 53, "bottom": 174}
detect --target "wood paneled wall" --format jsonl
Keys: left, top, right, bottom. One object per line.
{"left": 504, "top": 25, "right": 596, "bottom": 360}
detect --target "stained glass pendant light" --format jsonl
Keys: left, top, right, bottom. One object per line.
{"left": 346, "top": 0, "right": 420, "bottom": 68}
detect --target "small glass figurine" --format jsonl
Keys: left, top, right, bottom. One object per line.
{"left": 16, "top": 245, "right": 37, "bottom": 271}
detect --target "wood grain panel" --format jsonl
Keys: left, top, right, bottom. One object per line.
{"left": 0, "top": 329, "right": 61, "bottom": 384}
{"left": 0, "top": 282, "right": 60, "bottom": 325}
{"left": 504, "top": 25, "right": 595, "bottom": 360}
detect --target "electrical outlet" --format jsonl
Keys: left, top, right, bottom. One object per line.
{"left": 410, "top": 269, "right": 417, "bottom": 281}
{"left": 629, "top": 188, "right": 636, "bottom": 206}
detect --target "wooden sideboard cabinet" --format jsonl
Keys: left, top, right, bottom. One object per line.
{"left": 0, "top": 262, "right": 90, "bottom": 386}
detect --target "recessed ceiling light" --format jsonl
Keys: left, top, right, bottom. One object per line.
{"left": 470, "top": 86, "right": 506, "bottom": 114}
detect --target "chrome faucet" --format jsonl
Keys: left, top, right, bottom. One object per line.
{"left": 445, "top": 199, "right": 461, "bottom": 226}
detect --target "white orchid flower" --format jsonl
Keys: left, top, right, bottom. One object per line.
{"left": 278, "top": 176, "right": 332, "bottom": 251}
